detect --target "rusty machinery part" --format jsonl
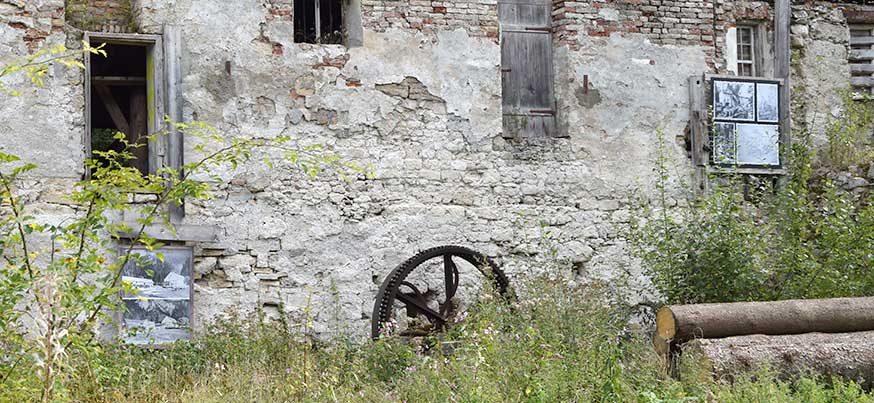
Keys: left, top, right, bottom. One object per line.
{"left": 371, "top": 245, "right": 511, "bottom": 340}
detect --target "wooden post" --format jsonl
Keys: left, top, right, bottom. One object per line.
{"left": 775, "top": 0, "right": 791, "bottom": 158}
{"left": 164, "top": 25, "right": 184, "bottom": 221}
{"left": 688, "top": 75, "right": 708, "bottom": 195}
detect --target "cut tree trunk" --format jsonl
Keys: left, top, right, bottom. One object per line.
{"left": 656, "top": 297, "right": 874, "bottom": 344}
{"left": 684, "top": 331, "right": 874, "bottom": 388}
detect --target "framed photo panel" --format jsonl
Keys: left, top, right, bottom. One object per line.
{"left": 737, "top": 124, "right": 780, "bottom": 166}
{"left": 119, "top": 246, "right": 193, "bottom": 345}
{"left": 709, "top": 77, "right": 782, "bottom": 168}
{"left": 756, "top": 83, "right": 779, "bottom": 123}
{"left": 712, "top": 122, "right": 737, "bottom": 165}
{"left": 713, "top": 80, "right": 755, "bottom": 121}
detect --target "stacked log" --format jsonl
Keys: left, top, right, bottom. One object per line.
{"left": 654, "top": 297, "right": 874, "bottom": 383}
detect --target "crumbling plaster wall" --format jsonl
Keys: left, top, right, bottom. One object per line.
{"left": 130, "top": 0, "right": 710, "bottom": 336}
{"left": 2, "top": 0, "right": 865, "bottom": 338}
{"left": 791, "top": 2, "right": 862, "bottom": 149}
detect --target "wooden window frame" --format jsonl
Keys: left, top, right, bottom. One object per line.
{"left": 689, "top": 74, "right": 787, "bottom": 179}
{"left": 84, "top": 32, "right": 165, "bottom": 178}
{"left": 85, "top": 28, "right": 185, "bottom": 221}
{"left": 736, "top": 25, "right": 757, "bottom": 77}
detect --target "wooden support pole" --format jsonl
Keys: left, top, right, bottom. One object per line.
{"left": 775, "top": 0, "right": 792, "bottom": 154}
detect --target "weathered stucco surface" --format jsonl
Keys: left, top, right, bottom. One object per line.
{"left": 0, "top": 0, "right": 868, "bottom": 338}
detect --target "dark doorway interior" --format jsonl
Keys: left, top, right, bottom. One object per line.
{"left": 90, "top": 43, "right": 150, "bottom": 175}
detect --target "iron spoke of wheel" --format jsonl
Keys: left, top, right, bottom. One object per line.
{"left": 396, "top": 292, "right": 446, "bottom": 326}
{"left": 443, "top": 254, "right": 459, "bottom": 303}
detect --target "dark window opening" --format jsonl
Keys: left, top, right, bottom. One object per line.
{"left": 294, "top": 0, "right": 343, "bottom": 44}
{"left": 89, "top": 43, "right": 150, "bottom": 176}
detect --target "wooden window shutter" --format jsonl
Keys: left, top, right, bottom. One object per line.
{"left": 849, "top": 24, "right": 874, "bottom": 95}
{"left": 164, "top": 25, "right": 185, "bottom": 221}
{"left": 500, "top": 0, "right": 556, "bottom": 138}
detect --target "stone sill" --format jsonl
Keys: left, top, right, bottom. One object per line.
{"left": 116, "top": 222, "right": 219, "bottom": 242}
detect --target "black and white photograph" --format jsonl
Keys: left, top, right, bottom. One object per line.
{"left": 757, "top": 83, "right": 779, "bottom": 122}
{"left": 713, "top": 80, "right": 755, "bottom": 121}
{"left": 711, "top": 122, "right": 737, "bottom": 164}
{"left": 121, "top": 247, "right": 193, "bottom": 344}
{"left": 123, "top": 299, "right": 192, "bottom": 345}
{"left": 737, "top": 124, "right": 780, "bottom": 166}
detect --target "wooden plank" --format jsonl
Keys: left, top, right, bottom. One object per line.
{"left": 118, "top": 222, "right": 220, "bottom": 242}
{"left": 850, "top": 36, "right": 874, "bottom": 46}
{"left": 148, "top": 37, "right": 166, "bottom": 176}
{"left": 851, "top": 64, "right": 874, "bottom": 74}
{"left": 850, "top": 76, "right": 874, "bottom": 87}
{"left": 92, "top": 76, "right": 147, "bottom": 85}
{"left": 849, "top": 49, "right": 874, "bottom": 61}
{"left": 94, "top": 84, "right": 130, "bottom": 135}
{"left": 688, "top": 76, "right": 706, "bottom": 167}
{"left": 775, "top": 0, "right": 791, "bottom": 162}
{"left": 499, "top": 2, "right": 550, "bottom": 27}
{"left": 84, "top": 33, "right": 93, "bottom": 179}
{"left": 129, "top": 89, "right": 149, "bottom": 175}
{"left": 164, "top": 25, "right": 185, "bottom": 221}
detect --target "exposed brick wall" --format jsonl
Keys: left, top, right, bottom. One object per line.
{"left": 65, "top": 0, "right": 134, "bottom": 32}
{"left": 362, "top": 0, "right": 500, "bottom": 41}
{"left": 553, "top": 1, "right": 772, "bottom": 71}
{"left": 1, "top": 1, "right": 65, "bottom": 53}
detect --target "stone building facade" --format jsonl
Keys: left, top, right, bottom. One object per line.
{"left": 0, "top": 0, "right": 871, "bottom": 338}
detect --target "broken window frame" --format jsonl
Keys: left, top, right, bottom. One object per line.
{"left": 84, "top": 28, "right": 185, "bottom": 221}
{"left": 84, "top": 32, "right": 165, "bottom": 178}
{"left": 116, "top": 245, "right": 194, "bottom": 346}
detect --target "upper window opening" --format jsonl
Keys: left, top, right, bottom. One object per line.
{"left": 89, "top": 43, "right": 150, "bottom": 176}
{"left": 849, "top": 24, "right": 874, "bottom": 96}
{"left": 294, "top": 0, "right": 344, "bottom": 44}
{"left": 736, "top": 26, "right": 756, "bottom": 77}
{"left": 499, "top": 0, "right": 557, "bottom": 138}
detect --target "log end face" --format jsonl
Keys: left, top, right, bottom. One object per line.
{"left": 656, "top": 306, "right": 677, "bottom": 340}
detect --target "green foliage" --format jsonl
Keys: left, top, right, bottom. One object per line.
{"left": 15, "top": 277, "right": 872, "bottom": 403}
{"left": 630, "top": 123, "right": 874, "bottom": 304}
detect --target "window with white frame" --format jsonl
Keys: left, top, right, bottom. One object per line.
{"left": 736, "top": 25, "right": 757, "bottom": 77}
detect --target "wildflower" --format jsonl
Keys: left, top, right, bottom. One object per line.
{"left": 405, "top": 366, "right": 417, "bottom": 373}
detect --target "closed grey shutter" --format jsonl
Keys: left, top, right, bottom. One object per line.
{"left": 850, "top": 24, "right": 874, "bottom": 95}
{"left": 500, "top": 0, "right": 556, "bottom": 138}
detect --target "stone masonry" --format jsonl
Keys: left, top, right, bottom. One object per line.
{"left": 0, "top": 0, "right": 871, "bottom": 338}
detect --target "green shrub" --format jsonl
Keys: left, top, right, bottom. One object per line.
{"left": 630, "top": 122, "right": 874, "bottom": 304}
{"left": 39, "top": 275, "right": 874, "bottom": 403}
